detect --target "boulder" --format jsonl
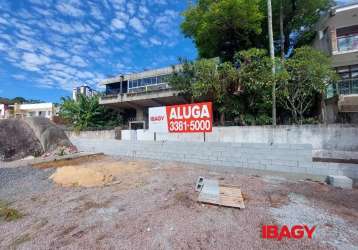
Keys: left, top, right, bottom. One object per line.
{"left": 0, "top": 119, "right": 43, "bottom": 161}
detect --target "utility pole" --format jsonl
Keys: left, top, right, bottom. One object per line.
{"left": 267, "top": 0, "right": 276, "bottom": 126}
{"left": 280, "top": 0, "right": 285, "bottom": 59}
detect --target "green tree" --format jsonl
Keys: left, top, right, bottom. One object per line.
{"left": 234, "top": 49, "right": 275, "bottom": 124}
{"left": 278, "top": 46, "right": 337, "bottom": 124}
{"left": 170, "top": 58, "right": 240, "bottom": 125}
{"left": 181, "top": 0, "right": 264, "bottom": 62}
{"left": 59, "top": 94, "right": 122, "bottom": 131}
{"left": 271, "top": 0, "right": 332, "bottom": 56}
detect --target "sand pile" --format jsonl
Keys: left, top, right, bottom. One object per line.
{"left": 49, "top": 159, "right": 149, "bottom": 188}
{"left": 50, "top": 166, "right": 114, "bottom": 187}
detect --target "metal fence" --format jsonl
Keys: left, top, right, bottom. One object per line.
{"left": 326, "top": 78, "right": 358, "bottom": 98}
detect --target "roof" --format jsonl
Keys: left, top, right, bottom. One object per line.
{"left": 17, "top": 103, "right": 53, "bottom": 110}
{"left": 101, "top": 64, "right": 182, "bottom": 85}
{"left": 332, "top": 2, "right": 358, "bottom": 13}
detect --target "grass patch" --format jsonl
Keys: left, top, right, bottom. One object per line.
{"left": 0, "top": 200, "right": 23, "bottom": 222}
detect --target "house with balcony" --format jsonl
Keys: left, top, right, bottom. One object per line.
{"left": 99, "top": 65, "right": 188, "bottom": 129}
{"left": 313, "top": 2, "right": 358, "bottom": 123}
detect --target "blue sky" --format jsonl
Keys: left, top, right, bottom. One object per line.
{"left": 0, "top": 0, "right": 197, "bottom": 102}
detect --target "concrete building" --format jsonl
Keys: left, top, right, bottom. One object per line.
{"left": 72, "top": 85, "right": 97, "bottom": 101}
{"left": 99, "top": 65, "right": 187, "bottom": 129}
{"left": 13, "top": 103, "right": 56, "bottom": 120}
{"left": 313, "top": 3, "right": 358, "bottom": 123}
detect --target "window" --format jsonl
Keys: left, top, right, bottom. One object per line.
{"left": 143, "top": 78, "right": 149, "bottom": 85}
{"left": 337, "top": 67, "right": 350, "bottom": 79}
{"left": 150, "top": 77, "right": 156, "bottom": 85}
{"left": 157, "top": 76, "right": 162, "bottom": 84}
{"left": 337, "top": 25, "right": 358, "bottom": 52}
{"left": 336, "top": 64, "right": 358, "bottom": 79}
{"left": 158, "top": 75, "right": 169, "bottom": 84}
{"left": 128, "top": 80, "right": 132, "bottom": 89}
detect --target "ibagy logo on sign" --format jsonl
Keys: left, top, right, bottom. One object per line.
{"left": 262, "top": 225, "right": 316, "bottom": 240}
{"left": 149, "top": 106, "right": 168, "bottom": 132}
{"left": 148, "top": 102, "right": 213, "bottom": 133}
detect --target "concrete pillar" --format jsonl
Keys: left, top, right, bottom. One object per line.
{"left": 136, "top": 108, "right": 144, "bottom": 121}
{"left": 330, "top": 27, "right": 338, "bottom": 53}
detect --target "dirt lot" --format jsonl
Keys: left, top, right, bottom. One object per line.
{"left": 0, "top": 155, "right": 357, "bottom": 249}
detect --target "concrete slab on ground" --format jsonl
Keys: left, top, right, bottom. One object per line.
{"left": 327, "top": 175, "right": 353, "bottom": 189}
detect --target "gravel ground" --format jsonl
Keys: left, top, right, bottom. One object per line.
{"left": 0, "top": 166, "right": 54, "bottom": 202}
{"left": 0, "top": 156, "right": 357, "bottom": 250}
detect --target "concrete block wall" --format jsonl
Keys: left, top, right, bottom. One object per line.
{"left": 207, "top": 125, "right": 358, "bottom": 151}
{"left": 121, "top": 124, "right": 358, "bottom": 151}
{"left": 70, "top": 138, "right": 358, "bottom": 179}
{"left": 66, "top": 130, "right": 116, "bottom": 140}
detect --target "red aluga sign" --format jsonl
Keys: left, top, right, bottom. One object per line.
{"left": 165, "top": 102, "right": 213, "bottom": 133}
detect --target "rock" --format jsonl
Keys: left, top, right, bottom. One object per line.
{"left": 0, "top": 117, "right": 73, "bottom": 161}
{"left": 326, "top": 175, "right": 353, "bottom": 189}
{"left": 0, "top": 119, "right": 43, "bottom": 161}
{"left": 23, "top": 117, "right": 72, "bottom": 152}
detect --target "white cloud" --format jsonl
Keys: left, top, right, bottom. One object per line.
{"left": 152, "top": 0, "right": 167, "bottom": 5}
{"left": 16, "top": 41, "right": 34, "bottom": 51}
{"left": 45, "top": 19, "right": 75, "bottom": 34}
{"left": 23, "top": 52, "right": 50, "bottom": 65}
{"left": 21, "top": 52, "right": 50, "bottom": 71}
{"left": 73, "top": 22, "right": 95, "bottom": 33}
{"left": 56, "top": 2, "right": 84, "bottom": 17}
{"left": 111, "top": 0, "right": 125, "bottom": 10}
{"left": 32, "top": 7, "right": 53, "bottom": 16}
{"left": 0, "top": 41, "right": 7, "bottom": 51}
{"left": 89, "top": 3, "right": 104, "bottom": 20}
{"left": 53, "top": 48, "right": 71, "bottom": 59}
{"left": 139, "top": 5, "right": 149, "bottom": 15}
{"left": 69, "top": 55, "right": 87, "bottom": 67}
{"left": 0, "top": 0, "right": 191, "bottom": 93}
{"left": 111, "top": 18, "right": 126, "bottom": 30}
{"left": 12, "top": 74, "right": 26, "bottom": 80}
{"left": 0, "top": 16, "right": 9, "bottom": 25}
{"left": 129, "top": 17, "right": 146, "bottom": 34}
{"left": 154, "top": 10, "right": 179, "bottom": 34}
{"left": 115, "top": 33, "right": 126, "bottom": 40}
{"left": 126, "top": 2, "right": 136, "bottom": 16}
{"left": 149, "top": 37, "right": 162, "bottom": 46}
{"left": 93, "top": 35, "right": 105, "bottom": 44}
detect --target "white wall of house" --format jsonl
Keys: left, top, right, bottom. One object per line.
{"left": 0, "top": 104, "right": 6, "bottom": 118}
{"left": 15, "top": 103, "right": 55, "bottom": 119}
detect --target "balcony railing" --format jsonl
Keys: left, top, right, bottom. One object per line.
{"left": 100, "top": 93, "right": 119, "bottom": 100}
{"left": 100, "top": 83, "right": 173, "bottom": 101}
{"left": 326, "top": 78, "right": 358, "bottom": 98}
{"left": 127, "top": 83, "right": 172, "bottom": 95}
